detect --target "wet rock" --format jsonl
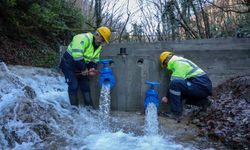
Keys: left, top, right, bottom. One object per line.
{"left": 23, "top": 86, "right": 37, "bottom": 99}
{"left": 0, "top": 61, "right": 37, "bottom": 99}
{"left": 31, "top": 124, "right": 52, "bottom": 139}
{"left": 0, "top": 97, "right": 75, "bottom": 148}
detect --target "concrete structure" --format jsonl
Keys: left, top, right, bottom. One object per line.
{"left": 60, "top": 38, "right": 250, "bottom": 112}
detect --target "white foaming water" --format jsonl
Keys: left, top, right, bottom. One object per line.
{"left": 82, "top": 131, "right": 186, "bottom": 150}
{"left": 145, "top": 103, "right": 159, "bottom": 135}
{"left": 0, "top": 65, "right": 197, "bottom": 150}
{"left": 99, "top": 83, "right": 111, "bottom": 129}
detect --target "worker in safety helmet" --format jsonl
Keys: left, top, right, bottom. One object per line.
{"left": 159, "top": 51, "right": 212, "bottom": 121}
{"left": 60, "top": 26, "right": 111, "bottom": 107}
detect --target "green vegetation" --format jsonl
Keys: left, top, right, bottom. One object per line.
{"left": 0, "top": 0, "right": 249, "bottom": 66}
{"left": 0, "top": 0, "right": 84, "bottom": 67}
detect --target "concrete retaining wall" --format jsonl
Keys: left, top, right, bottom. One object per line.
{"left": 61, "top": 37, "right": 250, "bottom": 112}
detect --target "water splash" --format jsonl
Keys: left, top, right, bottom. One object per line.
{"left": 144, "top": 103, "right": 159, "bottom": 135}
{"left": 0, "top": 65, "right": 202, "bottom": 149}
{"left": 99, "top": 82, "right": 111, "bottom": 129}
{"left": 82, "top": 131, "right": 187, "bottom": 150}
{"left": 0, "top": 62, "right": 36, "bottom": 99}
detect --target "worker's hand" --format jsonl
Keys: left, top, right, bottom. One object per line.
{"left": 161, "top": 96, "right": 168, "bottom": 103}
{"left": 81, "top": 69, "right": 88, "bottom": 75}
{"left": 88, "top": 68, "right": 98, "bottom": 76}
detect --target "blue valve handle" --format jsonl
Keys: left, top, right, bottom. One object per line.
{"left": 99, "top": 59, "right": 116, "bottom": 88}
{"left": 145, "top": 81, "right": 160, "bottom": 89}
{"left": 144, "top": 81, "right": 160, "bottom": 108}
{"left": 100, "top": 59, "right": 113, "bottom": 64}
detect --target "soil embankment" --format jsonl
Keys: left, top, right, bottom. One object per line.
{"left": 189, "top": 75, "right": 250, "bottom": 149}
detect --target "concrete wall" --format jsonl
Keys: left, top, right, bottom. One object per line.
{"left": 61, "top": 38, "right": 250, "bottom": 112}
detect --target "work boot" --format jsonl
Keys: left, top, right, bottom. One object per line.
{"left": 160, "top": 112, "right": 182, "bottom": 123}
{"left": 83, "top": 92, "right": 94, "bottom": 107}
{"left": 69, "top": 94, "right": 79, "bottom": 106}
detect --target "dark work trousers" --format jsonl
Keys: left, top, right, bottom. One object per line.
{"left": 60, "top": 52, "right": 93, "bottom": 107}
{"left": 167, "top": 74, "right": 212, "bottom": 116}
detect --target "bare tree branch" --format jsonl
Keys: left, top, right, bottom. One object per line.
{"left": 119, "top": 0, "right": 131, "bottom": 42}
{"left": 173, "top": 0, "right": 199, "bottom": 39}
{"left": 205, "top": 0, "right": 250, "bottom": 13}
{"left": 198, "top": 0, "right": 210, "bottom": 38}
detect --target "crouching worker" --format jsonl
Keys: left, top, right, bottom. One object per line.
{"left": 60, "top": 26, "right": 111, "bottom": 107}
{"left": 159, "top": 51, "right": 212, "bottom": 121}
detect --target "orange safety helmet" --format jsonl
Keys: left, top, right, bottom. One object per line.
{"left": 97, "top": 26, "right": 111, "bottom": 44}
{"left": 159, "top": 51, "right": 173, "bottom": 68}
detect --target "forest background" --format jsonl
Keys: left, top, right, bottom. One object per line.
{"left": 0, "top": 0, "right": 249, "bottom": 67}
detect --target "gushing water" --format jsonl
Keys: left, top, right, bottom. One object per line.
{"left": 99, "top": 82, "right": 111, "bottom": 129}
{"left": 145, "top": 103, "right": 159, "bottom": 135}
{"left": 0, "top": 62, "right": 36, "bottom": 99}
{"left": 0, "top": 64, "right": 200, "bottom": 150}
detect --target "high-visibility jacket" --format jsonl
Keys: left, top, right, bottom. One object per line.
{"left": 67, "top": 33, "right": 101, "bottom": 63}
{"left": 167, "top": 56, "right": 206, "bottom": 80}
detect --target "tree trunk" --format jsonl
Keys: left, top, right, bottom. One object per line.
{"left": 190, "top": 0, "right": 203, "bottom": 38}
{"left": 95, "top": 0, "right": 102, "bottom": 28}
{"left": 198, "top": 0, "right": 210, "bottom": 38}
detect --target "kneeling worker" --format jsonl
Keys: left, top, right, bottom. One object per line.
{"left": 160, "top": 51, "right": 212, "bottom": 120}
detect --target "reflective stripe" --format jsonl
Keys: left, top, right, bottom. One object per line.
{"left": 67, "top": 49, "right": 83, "bottom": 55}
{"left": 83, "top": 55, "right": 92, "bottom": 60}
{"left": 195, "top": 72, "right": 206, "bottom": 77}
{"left": 73, "top": 57, "right": 84, "bottom": 61}
{"left": 66, "top": 49, "right": 83, "bottom": 60}
{"left": 72, "top": 49, "right": 83, "bottom": 53}
{"left": 171, "top": 76, "right": 184, "bottom": 80}
{"left": 92, "top": 58, "right": 99, "bottom": 63}
{"left": 176, "top": 59, "right": 199, "bottom": 76}
{"left": 83, "top": 56, "right": 99, "bottom": 63}
{"left": 188, "top": 67, "right": 199, "bottom": 75}
{"left": 83, "top": 34, "right": 90, "bottom": 53}
{"left": 83, "top": 33, "right": 102, "bottom": 62}
{"left": 169, "top": 89, "right": 181, "bottom": 96}
{"left": 172, "top": 72, "right": 206, "bottom": 81}
{"left": 67, "top": 33, "right": 100, "bottom": 62}
{"left": 67, "top": 49, "right": 72, "bottom": 55}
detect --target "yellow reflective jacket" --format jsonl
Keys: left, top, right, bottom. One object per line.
{"left": 167, "top": 56, "right": 205, "bottom": 80}
{"left": 67, "top": 33, "right": 102, "bottom": 63}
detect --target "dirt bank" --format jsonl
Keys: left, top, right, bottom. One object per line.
{"left": 189, "top": 75, "right": 250, "bottom": 149}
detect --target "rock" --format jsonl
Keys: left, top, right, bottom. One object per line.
{"left": 232, "top": 136, "right": 241, "bottom": 143}
{"left": 23, "top": 86, "right": 36, "bottom": 99}
{"left": 207, "top": 120, "right": 216, "bottom": 129}
{"left": 242, "top": 118, "right": 248, "bottom": 123}
{"left": 192, "top": 119, "right": 200, "bottom": 124}
{"left": 31, "top": 124, "right": 52, "bottom": 139}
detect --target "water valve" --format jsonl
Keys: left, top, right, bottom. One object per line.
{"left": 144, "top": 81, "right": 160, "bottom": 108}
{"left": 99, "top": 59, "right": 116, "bottom": 88}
